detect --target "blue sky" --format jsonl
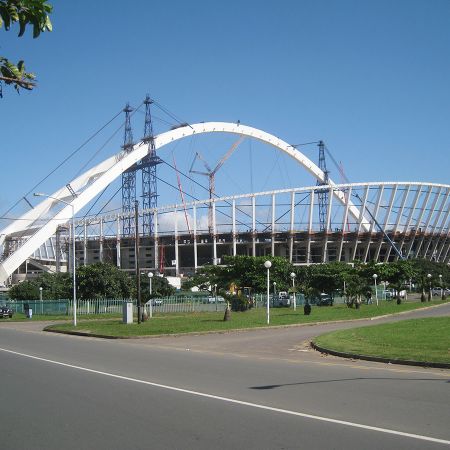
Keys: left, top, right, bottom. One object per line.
{"left": 1, "top": 0, "right": 449, "bottom": 220}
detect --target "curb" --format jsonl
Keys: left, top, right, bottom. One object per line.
{"left": 43, "top": 301, "right": 450, "bottom": 340}
{"left": 45, "top": 328, "right": 121, "bottom": 339}
{"left": 310, "top": 341, "right": 450, "bottom": 370}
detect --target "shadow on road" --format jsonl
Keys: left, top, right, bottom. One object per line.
{"left": 249, "top": 377, "right": 449, "bottom": 390}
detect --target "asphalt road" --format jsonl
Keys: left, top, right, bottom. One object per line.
{"left": 0, "top": 304, "right": 449, "bottom": 449}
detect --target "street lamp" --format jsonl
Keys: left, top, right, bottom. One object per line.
{"left": 148, "top": 272, "right": 154, "bottom": 318}
{"left": 214, "top": 283, "right": 218, "bottom": 311}
{"left": 34, "top": 193, "right": 77, "bottom": 326}
{"left": 439, "top": 274, "right": 443, "bottom": 299}
{"left": 273, "top": 281, "right": 277, "bottom": 308}
{"left": 290, "top": 272, "right": 296, "bottom": 311}
{"left": 264, "top": 260, "right": 272, "bottom": 325}
{"left": 372, "top": 273, "right": 378, "bottom": 306}
{"left": 427, "top": 273, "right": 432, "bottom": 301}
{"left": 39, "top": 286, "right": 43, "bottom": 315}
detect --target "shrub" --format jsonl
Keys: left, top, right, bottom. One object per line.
{"left": 228, "top": 295, "right": 250, "bottom": 312}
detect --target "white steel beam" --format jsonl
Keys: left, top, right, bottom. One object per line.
{"left": 352, "top": 186, "right": 369, "bottom": 261}
{"left": 375, "top": 185, "right": 397, "bottom": 261}
{"left": 337, "top": 186, "right": 352, "bottom": 262}
{"left": 415, "top": 187, "right": 442, "bottom": 257}
{"left": 405, "top": 187, "right": 431, "bottom": 259}
{"left": 363, "top": 186, "right": 384, "bottom": 263}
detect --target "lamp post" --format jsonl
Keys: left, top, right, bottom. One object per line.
{"left": 34, "top": 193, "right": 77, "bottom": 326}
{"left": 290, "top": 272, "right": 296, "bottom": 311}
{"left": 214, "top": 283, "right": 218, "bottom": 311}
{"left": 39, "top": 286, "right": 43, "bottom": 315}
{"left": 373, "top": 273, "right": 378, "bottom": 306}
{"left": 273, "top": 281, "right": 277, "bottom": 308}
{"left": 439, "top": 274, "right": 443, "bottom": 299}
{"left": 148, "top": 272, "right": 154, "bottom": 318}
{"left": 264, "top": 261, "right": 272, "bottom": 325}
{"left": 427, "top": 273, "right": 432, "bottom": 301}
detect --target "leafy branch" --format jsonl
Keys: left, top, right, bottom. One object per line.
{"left": 0, "top": 0, "right": 53, "bottom": 97}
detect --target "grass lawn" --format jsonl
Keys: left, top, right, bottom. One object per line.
{"left": 44, "top": 299, "right": 449, "bottom": 338}
{"left": 313, "top": 317, "right": 450, "bottom": 364}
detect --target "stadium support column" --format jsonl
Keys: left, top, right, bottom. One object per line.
{"left": 141, "top": 95, "right": 162, "bottom": 235}
{"left": 289, "top": 191, "right": 295, "bottom": 263}
{"left": 193, "top": 205, "right": 198, "bottom": 270}
{"left": 252, "top": 195, "right": 256, "bottom": 257}
{"left": 83, "top": 222, "right": 88, "bottom": 265}
{"left": 153, "top": 210, "right": 159, "bottom": 272}
{"left": 174, "top": 208, "right": 179, "bottom": 276}
{"left": 306, "top": 189, "right": 314, "bottom": 264}
{"left": 212, "top": 201, "right": 217, "bottom": 265}
{"left": 99, "top": 218, "right": 104, "bottom": 263}
{"left": 121, "top": 103, "right": 136, "bottom": 236}
{"left": 116, "top": 216, "right": 121, "bottom": 268}
{"left": 322, "top": 187, "right": 333, "bottom": 263}
{"left": 232, "top": 199, "right": 237, "bottom": 256}
{"left": 55, "top": 226, "right": 61, "bottom": 272}
{"left": 271, "top": 194, "right": 276, "bottom": 257}
{"left": 68, "top": 223, "right": 73, "bottom": 273}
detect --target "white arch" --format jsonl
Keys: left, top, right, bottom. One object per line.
{"left": 0, "top": 121, "right": 368, "bottom": 283}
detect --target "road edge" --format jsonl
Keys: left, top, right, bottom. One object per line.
{"left": 310, "top": 341, "right": 450, "bottom": 369}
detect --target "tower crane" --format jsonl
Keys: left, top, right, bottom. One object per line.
{"left": 189, "top": 136, "right": 245, "bottom": 233}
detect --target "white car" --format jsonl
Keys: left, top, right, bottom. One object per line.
{"left": 208, "top": 296, "right": 225, "bottom": 303}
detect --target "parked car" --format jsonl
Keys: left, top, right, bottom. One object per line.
{"left": 146, "top": 299, "right": 163, "bottom": 307}
{"left": 312, "top": 293, "right": 333, "bottom": 306}
{"left": 0, "top": 300, "right": 13, "bottom": 318}
{"left": 432, "top": 287, "right": 450, "bottom": 296}
{"left": 270, "top": 292, "right": 290, "bottom": 307}
{"left": 207, "top": 296, "right": 225, "bottom": 303}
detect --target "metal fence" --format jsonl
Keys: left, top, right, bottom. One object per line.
{"left": 4, "top": 293, "right": 353, "bottom": 317}
{"left": 5, "top": 299, "right": 130, "bottom": 316}
{"left": 146, "top": 296, "right": 227, "bottom": 313}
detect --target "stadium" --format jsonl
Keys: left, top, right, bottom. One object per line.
{"left": 1, "top": 116, "right": 449, "bottom": 285}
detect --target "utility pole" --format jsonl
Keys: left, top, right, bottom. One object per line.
{"left": 135, "top": 201, "right": 142, "bottom": 324}
{"left": 121, "top": 103, "right": 136, "bottom": 236}
{"left": 141, "top": 94, "right": 162, "bottom": 235}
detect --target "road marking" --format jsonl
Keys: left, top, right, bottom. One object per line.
{"left": 1, "top": 347, "right": 449, "bottom": 445}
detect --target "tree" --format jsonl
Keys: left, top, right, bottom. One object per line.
{"left": 8, "top": 271, "right": 71, "bottom": 300}
{"left": 139, "top": 274, "right": 176, "bottom": 301}
{"left": 8, "top": 279, "right": 40, "bottom": 299}
{"left": 0, "top": 0, "right": 52, "bottom": 96}
{"left": 76, "top": 263, "right": 133, "bottom": 299}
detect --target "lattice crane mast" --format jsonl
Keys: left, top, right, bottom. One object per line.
{"left": 141, "top": 94, "right": 162, "bottom": 235}
{"left": 121, "top": 103, "right": 136, "bottom": 236}
{"left": 317, "top": 140, "right": 330, "bottom": 231}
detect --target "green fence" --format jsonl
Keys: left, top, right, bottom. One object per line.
{"left": 4, "top": 293, "right": 355, "bottom": 317}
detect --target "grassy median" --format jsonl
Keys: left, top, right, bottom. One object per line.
{"left": 44, "top": 299, "right": 449, "bottom": 338}
{"left": 313, "top": 317, "right": 450, "bottom": 364}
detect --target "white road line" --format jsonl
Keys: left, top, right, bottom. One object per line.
{"left": 1, "top": 347, "right": 449, "bottom": 446}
